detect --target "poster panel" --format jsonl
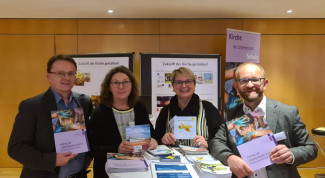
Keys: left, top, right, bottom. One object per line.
{"left": 71, "top": 54, "right": 133, "bottom": 106}
{"left": 150, "top": 57, "right": 220, "bottom": 119}
{"left": 225, "top": 29, "right": 261, "bottom": 110}
{"left": 226, "top": 28, "right": 261, "bottom": 63}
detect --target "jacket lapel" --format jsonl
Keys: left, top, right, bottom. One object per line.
{"left": 265, "top": 98, "right": 279, "bottom": 133}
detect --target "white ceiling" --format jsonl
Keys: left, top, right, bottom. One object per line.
{"left": 1, "top": 0, "right": 325, "bottom": 19}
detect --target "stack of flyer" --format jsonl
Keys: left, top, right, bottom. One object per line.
{"left": 141, "top": 145, "right": 173, "bottom": 160}
{"left": 150, "top": 163, "right": 199, "bottom": 178}
{"left": 105, "top": 153, "right": 148, "bottom": 173}
{"left": 178, "top": 145, "right": 208, "bottom": 155}
{"left": 148, "top": 145, "right": 173, "bottom": 156}
{"left": 185, "top": 154, "right": 215, "bottom": 164}
{"left": 193, "top": 160, "right": 231, "bottom": 178}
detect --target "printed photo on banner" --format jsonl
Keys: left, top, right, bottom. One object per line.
{"left": 51, "top": 108, "right": 86, "bottom": 133}
{"left": 73, "top": 56, "right": 130, "bottom": 98}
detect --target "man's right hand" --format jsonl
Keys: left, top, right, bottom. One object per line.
{"left": 56, "top": 152, "right": 78, "bottom": 167}
{"left": 227, "top": 155, "right": 253, "bottom": 178}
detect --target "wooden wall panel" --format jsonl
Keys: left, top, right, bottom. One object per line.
{"left": 0, "top": 19, "right": 78, "bottom": 34}
{"left": 160, "top": 19, "right": 243, "bottom": 34}
{"left": 243, "top": 19, "right": 325, "bottom": 34}
{"left": 77, "top": 35, "right": 160, "bottom": 81}
{"left": 160, "top": 35, "right": 226, "bottom": 54}
{"left": 55, "top": 35, "right": 78, "bottom": 54}
{"left": 260, "top": 35, "right": 325, "bottom": 167}
{"left": 77, "top": 19, "right": 160, "bottom": 34}
{"left": 0, "top": 35, "right": 55, "bottom": 167}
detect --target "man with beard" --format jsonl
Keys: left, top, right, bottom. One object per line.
{"left": 210, "top": 62, "right": 317, "bottom": 178}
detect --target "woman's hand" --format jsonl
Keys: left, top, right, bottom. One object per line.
{"left": 118, "top": 141, "right": 134, "bottom": 153}
{"left": 161, "top": 133, "right": 176, "bottom": 145}
{"left": 148, "top": 138, "right": 158, "bottom": 150}
{"left": 193, "top": 135, "right": 208, "bottom": 149}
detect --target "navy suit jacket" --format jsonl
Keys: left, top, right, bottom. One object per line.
{"left": 8, "top": 88, "right": 93, "bottom": 178}
{"left": 210, "top": 97, "right": 317, "bottom": 178}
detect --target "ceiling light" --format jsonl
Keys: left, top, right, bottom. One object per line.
{"left": 108, "top": 10, "right": 114, "bottom": 14}
{"left": 286, "top": 9, "right": 293, "bottom": 13}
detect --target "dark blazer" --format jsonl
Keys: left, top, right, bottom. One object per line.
{"left": 8, "top": 88, "right": 93, "bottom": 178}
{"left": 210, "top": 97, "right": 318, "bottom": 178}
{"left": 89, "top": 101, "right": 155, "bottom": 178}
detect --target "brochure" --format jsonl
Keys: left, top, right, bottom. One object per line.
{"left": 107, "top": 152, "right": 144, "bottom": 160}
{"left": 150, "top": 163, "right": 199, "bottom": 178}
{"left": 159, "top": 155, "right": 181, "bottom": 163}
{"left": 227, "top": 112, "right": 277, "bottom": 171}
{"left": 51, "top": 108, "right": 89, "bottom": 154}
{"left": 178, "top": 145, "right": 208, "bottom": 155}
{"left": 173, "top": 116, "right": 197, "bottom": 139}
{"left": 126, "top": 124, "right": 151, "bottom": 153}
{"left": 106, "top": 159, "right": 148, "bottom": 173}
{"left": 185, "top": 154, "right": 215, "bottom": 164}
{"left": 193, "top": 160, "right": 231, "bottom": 178}
{"left": 147, "top": 145, "right": 173, "bottom": 156}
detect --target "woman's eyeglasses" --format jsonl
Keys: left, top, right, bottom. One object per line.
{"left": 110, "top": 81, "right": 131, "bottom": 88}
{"left": 173, "top": 79, "right": 194, "bottom": 86}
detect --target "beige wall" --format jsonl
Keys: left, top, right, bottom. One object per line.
{"left": 0, "top": 19, "right": 324, "bottom": 168}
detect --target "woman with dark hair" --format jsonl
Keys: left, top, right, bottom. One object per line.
{"left": 89, "top": 66, "right": 158, "bottom": 178}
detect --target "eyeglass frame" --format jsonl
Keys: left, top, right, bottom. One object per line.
{"left": 49, "top": 71, "right": 76, "bottom": 78}
{"left": 110, "top": 80, "right": 132, "bottom": 88}
{"left": 173, "top": 79, "right": 195, "bottom": 86}
{"left": 237, "top": 77, "right": 266, "bottom": 86}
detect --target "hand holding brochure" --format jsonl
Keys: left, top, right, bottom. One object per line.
{"left": 51, "top": 108, "right": 89, "bottom": 154}
{"left": 227, "top": 112, "right": 277, "bottom": 171}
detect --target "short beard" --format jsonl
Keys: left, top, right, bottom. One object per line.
{"left": 238, "top": 89, "right": 264, "bottom": 103}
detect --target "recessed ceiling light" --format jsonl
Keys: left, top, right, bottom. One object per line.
{"left": 108, "top": 10, "right": 114, "bottom": 14}
{"left": 286, "top": 9, "right": 293, "bottom": 13}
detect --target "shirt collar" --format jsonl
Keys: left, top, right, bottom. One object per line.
{"left": 243, "top": 94, "right": 266, "bottom": 115}
{"left": 50, "top": 87, "right": 74, "bottom": 104}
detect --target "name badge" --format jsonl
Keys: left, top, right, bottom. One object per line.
{"left": 274, "top": 131, "right": 287, "bottom": 141}
{"left": 129, "top": 121, "right": 135, "bottom": 126}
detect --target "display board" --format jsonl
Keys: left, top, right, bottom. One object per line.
{"left": 71, "top": 53, "right": 134, "bottom": 106}
{"left": 140, "top": 53, "right": 221, "bottom": 119}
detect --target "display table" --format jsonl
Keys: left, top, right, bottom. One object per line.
{"left": 106, "top": 148, "right": 200, "bottom": 178}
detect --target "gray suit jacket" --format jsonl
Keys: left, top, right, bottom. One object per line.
{"left": 8, "top": 88, "right": 93, "bottom": 178}
{"left": 210, "top": 97, "right": 317, "bottom": 178}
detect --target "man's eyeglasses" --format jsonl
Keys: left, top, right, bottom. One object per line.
{"left": 110, "top": 81, "right": 131, "bottom": 88}
{"left": 237, "top": 78, "right": 265, "bottom": 85}
{"left": 173, "top": 79, "right": 194, "bottom": 86}
{"left": 49, "top": 71, "right": 76, "bottom": 78}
